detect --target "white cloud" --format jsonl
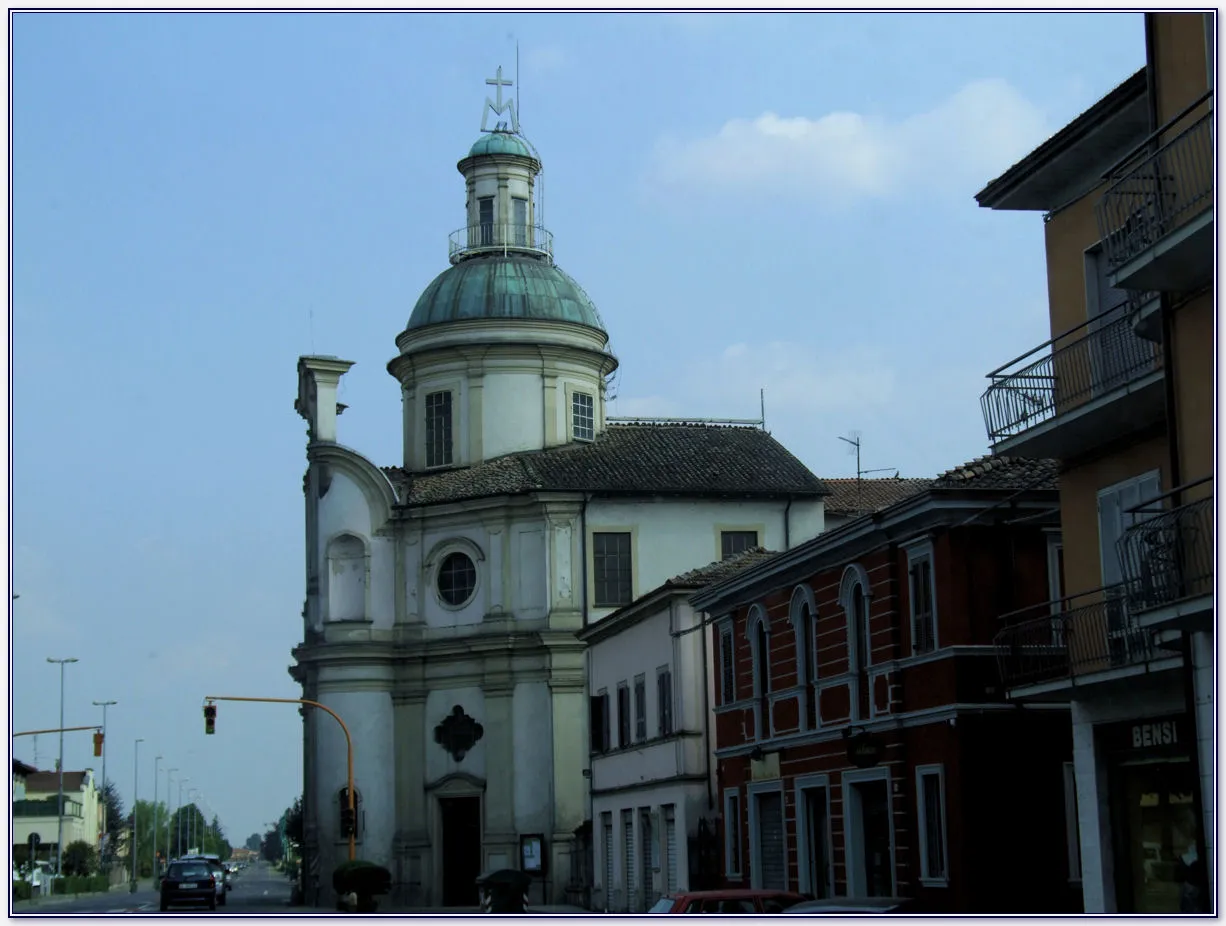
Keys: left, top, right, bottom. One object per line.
{"left": 524, "top": 45, "right": 568, "bottom": 75}
{"left": 615, "top": 341, "right": 894, "bottom": 422}
{"left": 649, "top": 79, "right": 1051, "bottom": 203}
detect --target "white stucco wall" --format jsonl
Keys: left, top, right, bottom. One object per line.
{"left": 482, "top": 372, "right": 544, "bottom": 457}
{"left": 593, "top": 784, "right": 701, "bottom": 911}
{"left": 585, "top": 497, "right": 823, "bottom": 624}
{"left": 512, "top": 681, "right": 553, "bottom": 834}
{"left": 315, "top": 470, "right": 395, "bottom": 627}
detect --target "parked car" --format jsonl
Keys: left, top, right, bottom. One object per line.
{"left": 160, "top": 860, "right": 218, "bottom": 911}
{"left": 179, "top": 855, "right": 228, "bottom": 904}
{"left": 647, "top": 890, "right": 808, "bottom": 913}
{"left": 782, "top": 897, "right": 919, "bottom": 914}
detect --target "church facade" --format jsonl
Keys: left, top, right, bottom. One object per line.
{"left": 290, "top": 71, "right": 830, "bottom": 908}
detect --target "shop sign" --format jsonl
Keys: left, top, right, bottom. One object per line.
{"left": 845, "top": 732, "right": 881, "bottom": 769}
{"left": 1101, "top": 713, "right": 1192, "bottom": 756}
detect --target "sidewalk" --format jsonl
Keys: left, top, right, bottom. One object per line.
{"left": 11, "top": 877, "right": 157, "bottom": 911}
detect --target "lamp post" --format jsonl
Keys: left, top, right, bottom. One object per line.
{"left": 177, "top": 778, "right": 190, "bottom": 856}
{"left": 130, "top": 738, "right": 143, "bottom": 891}
{"left": 152, "top": 756, "right": 162, "bottom": 877}
{"left": 47, "top": 657, "right": 78, "bottom": 877}
{"left": 91, "top": 699, "right": 117, "bottom": 864}
{"left": 164, "top": 769, "right": 177, "bottom": 864}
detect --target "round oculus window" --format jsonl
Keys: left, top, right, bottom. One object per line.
{"left": 437, "top": 552, "right": 477, "bottom": 607}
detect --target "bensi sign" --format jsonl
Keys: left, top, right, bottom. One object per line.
{"left": 1132, "top": 719, "right": 1179, "bottom": 749}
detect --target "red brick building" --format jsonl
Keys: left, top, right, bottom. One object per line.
{"left": 690, "top": 457, "right": 1083, "bottom": 913}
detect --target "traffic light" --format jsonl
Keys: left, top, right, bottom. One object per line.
{"left": 204, "top": 703, "right": 217, "bottom": 735}
{"left": 93, "top": 731, "right": 104, "bottom": 757}
{"left": 340, "top": 804, "right": 355, "bottom": 838}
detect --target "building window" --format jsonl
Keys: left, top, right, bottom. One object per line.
{"left": 617, "top": 683, "right": 630, "bottom": 749}
{"left": 906, "top": 543, "right": 937, "bottom": 655}
{"left": 721, "top": 530, "right": 758, "bottom": 560}
{"left": 478, "top": 196, "right": 494, "bottom": 245}
{"left": 1097, "top": 470, "right": 1162, "bottom": 587}
{"left": 791, "top": 586, "right": 817, "bottom": 729}
{"left": 719, "top": 624, "right": 736, "bottom": 705}
{"left": 437, "top": 552, "right": 477, "bottom": 607}
{"left": 622, "top": 809, "right": 636, "bottom": 899}
{"left": 513, "top": 196, "right": 528, "bottom": 245}
{"left": 748, "top": 606, "right": 770, "bottom": 739}
{"left": 657, "top": 667, "right": 673, "bottom": 737}
{"left": 589, "top": 689, "right": 610, "bottom": 753}
{"left": 916, "top": 765, "right": 948, "bottom": 884}
{"left": 633, "top": 674, "right": 647, "bottom": 742}
{"left": 723, "top": 789, "right": 743, "bottom": 878}
{"left": 1047, "top": 532, "right": 1065, "bottom": 613}
{"left": 1063, "top": 762, "right": 1082, "bottom": 882}
{"left": 593, "top": 532, "right": 633, "bottom": 608}
{"left": 840, "top": 564, "right": 871, "bottom": 722}
{"left": 573, "top": 392, "right": 595, "bottom": 441}
{"left": 425, "top": 390, "right": 453, "bottom": 468}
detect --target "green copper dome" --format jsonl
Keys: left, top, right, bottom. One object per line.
{"left": 408, "top": 255, "right": 606, "bottom": 332}
{"left": 466, "top": 132, "right": 535, "bottom": 160}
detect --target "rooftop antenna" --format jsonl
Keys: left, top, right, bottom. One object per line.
{"left": 760, "top": 388, "right": 766, "bottom": 431}
{"left": 838, "top": 432, "right": 896, "bottom": 512}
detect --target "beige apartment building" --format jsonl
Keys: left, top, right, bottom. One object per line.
{"left": 975, "top": 12, "right": 1213, "bottom": 915}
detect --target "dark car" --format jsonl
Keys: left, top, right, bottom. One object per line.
{"left": 160, "top": 860, "right": 218, "bottom": 911}
{"left": 647, "top": 890, "right": 808, "bottom": 913}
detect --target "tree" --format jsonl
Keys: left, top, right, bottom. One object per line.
{"left": 246, "top": 833, "right": 262, "bottom": 852}
{"left": 260, "top": 826, "right": 284, "bottom": 863}
{"left": 99, "top": 781, "right": 126, "bottom": 864}
{"left": 285, "top": 796, "right": 303, "bottom": 846}
{"left": 62, "top": 840, "right": 96, "bottom": 876}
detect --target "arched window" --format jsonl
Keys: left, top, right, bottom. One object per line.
{"left": 839, "top": 564, "right": 872, "bottom": 721}
{"left": 326, "top": 533, "right": 368, "bottom": 622}
{"left": 790, "top": 585, "right": 818, "bottom": 730}
{"left": 746, "top": 605, "right": 771, "bottom": 741}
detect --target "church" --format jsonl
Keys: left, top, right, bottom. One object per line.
{"left": 289, "top": 68, "right": 830, "bottom": 908}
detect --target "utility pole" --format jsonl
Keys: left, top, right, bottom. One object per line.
{"left": 131, "top": 738, "right": 143, "bottom": 891}
{"left": 47, "top": 657, "right": 78, "bottom": 877}
{"left": 165, "top": 769, "right": 178, "bottom": 865}
{"left": 153, "top": 756, "right": 162, "bottom": 877}
{"left": 92, "top": 700, "right": 117, "bottom": 864}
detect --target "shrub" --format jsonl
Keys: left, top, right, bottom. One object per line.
{"left": 61, "top": 841, "right": 96, "bottom": 878}
{"left": 13, "top": 880, "right": 32, "bottom": 902}
{"left": 332, "top": 860, "right": 391, "bottom": 897}
{"left": 89, "top": 875, "right": 109, "bottom": 893}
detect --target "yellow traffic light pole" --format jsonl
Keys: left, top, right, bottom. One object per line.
{"left": 202, "top": 695, "right": 355, "bottom": 862}
{"left": 16, "top": 725, "right": 105, "bottom": 754}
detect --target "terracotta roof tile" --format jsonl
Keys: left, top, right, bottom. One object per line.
{"left": 667, "top": 547, "right": 779, "bottom": 587}
{"left": 822, "top": 477, "right": 931, "bottom": 516}
{"left": 931, "top": 455, "right": 1059, "bottom": 491}
{"left": 383, "top": 423, "right": 829, "bottom": 507}
{"left": 24, "top": 771, "right": 89, "bottom": 794}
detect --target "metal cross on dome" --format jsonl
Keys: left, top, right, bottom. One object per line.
{"left": 480, "top": 65, "right": 519, "bottom": 134}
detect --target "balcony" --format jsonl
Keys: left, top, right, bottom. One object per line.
{"left": 1096, "top": 106, "right": 1213, "bottom": 293}
{"left": 980, "top": 298, "right": 1164, "bottom": 459}
{"left": 993, "top": 585, "right": 1176, "bottom": 697}
{"left": 448, "top": 223, "right": 554, "bottom": 264}
{"left": 13, "top": 798, "right": 83, "bottom": 818}
{"left": 1119, "top": 477, "right": 1214, "bottom": 631}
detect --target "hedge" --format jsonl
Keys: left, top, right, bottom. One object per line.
{"left": 12, "top": 881, "right": 32, "bottom": 902}
{"left": 48, "top": 875, "right": 110, "bottom": 895}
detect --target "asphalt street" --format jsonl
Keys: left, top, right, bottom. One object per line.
{"left": 13, "top": 861, "right": 294, "bottom": 915}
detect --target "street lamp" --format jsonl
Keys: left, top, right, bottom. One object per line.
{"left": 177, "top": 778, "right": 190, "bottom": 856}
{"left": 153, "top": 756, "right": 162, "bottom": 877}
{"left": 164, "top": 768, "right": 178, "bottom": 864}
{"left": 130, "top": 738, "right": 143, "bottom": 892}
{"left": 92, "top": 699, "right": 117, "bottom": 863}
{"left": 46, "top": 657, "right": 78, "bottom": 877}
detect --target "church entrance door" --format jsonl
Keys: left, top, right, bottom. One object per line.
{"left": 440, "top": 796, "right": 482, "bottom": 906}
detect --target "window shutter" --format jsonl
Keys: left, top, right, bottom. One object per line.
{"left": 602, "top": 693, "right": 611, "bottom": 752}
{"left": 589, "top": 696, "right": 604, "bottom": 753}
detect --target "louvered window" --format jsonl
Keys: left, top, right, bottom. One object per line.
{"left": 917, "top": 765, "right": 948, "bottom": 882}
{"left": 622, "top": 810, "right": 635, "bottom": 908}
{"left": 602, "top": 814, "right": 614, "bottom": 907}
{"left": 663, "top": 806, "right": 678, "bottom": 894}
{"left": 657, "top": 668, "right": 673, "bottom": 737}
{"left": 755, "top": 790, "right": 786, "bottom": 890}
{"left": 617, "top": 684, "right": 630, "bottom": 748}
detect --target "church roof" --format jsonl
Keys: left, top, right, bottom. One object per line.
{"left": 383, "top": 423, "right": 830, "bottom": 507}
{"left": 406, "top": 255, "right": 607, "bottom": 333}
{"left": 466, "top": 131, "right": 535, "bottom": 160}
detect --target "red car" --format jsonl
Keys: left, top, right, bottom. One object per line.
{"left": 647, "top": 890, "right": 808, "bottom": 913}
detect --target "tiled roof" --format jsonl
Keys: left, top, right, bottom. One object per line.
{"left": 13, "top": 759, "right": 38, "bottom": 776}
{"left": 25, "top": 771, "right": 89, "bottom": 794}
{"left": 667, "top": 547, "right": 780, "bottom": 587}
{"left": 383, "top": 424, "right": 829, "bottom": 507}
{"left": 931, "top": 455, "right": 1059, "bottom": 491}
{"left": 822, "top": 477, "right": 931, "bottom": 516}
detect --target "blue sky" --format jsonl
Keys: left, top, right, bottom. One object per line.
{"left": 11, "top": 10, "right": 1146, "bottom": 845}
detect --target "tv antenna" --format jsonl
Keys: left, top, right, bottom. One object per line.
{"left": 838, "top": 432, "right": 898, "bottom": 513}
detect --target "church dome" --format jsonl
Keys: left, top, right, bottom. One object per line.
{"left": 407, "top": 255, "right": 606, "bottom": 332}
{"left": 466, "top": 131, "right": 535, "bottom": 160}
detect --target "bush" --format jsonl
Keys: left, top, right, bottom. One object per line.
{"left": 89, "top": 875, "right": 109, "bottom": 892}
{"left": 61, "top": 841, "right": 96, "bottom": 878}
{"left": 332, "top": 860, "right": 391, "bottom": 897}
{"left": 13, "top": 880, "right": 32, "bottom": 902}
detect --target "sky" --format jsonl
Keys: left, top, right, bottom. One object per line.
{"left": 10, "top": 9, "right": 1147, "bottom": 846}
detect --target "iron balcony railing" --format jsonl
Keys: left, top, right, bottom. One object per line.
{"left": 448, "top": 223, "right": 554, "bottom": 263}
{"left": 13, "top": 798, "right": 84, "bottom": 818}
{"left": 1119, "top": 477, "right": 1215, "bottom": 613}
{"left": 980, "top": 296, "right": 1162, "bottom": 444}
{"left": 993, "top": 584, "right": 1157, "bottom": 690}
{"left": 1096, "top": 108, "right": 1214, "bottom": 271}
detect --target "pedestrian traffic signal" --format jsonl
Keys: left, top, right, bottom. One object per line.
{"left": 204, "top": 703, "right": 217, "bottom": 735}
{"left": 93, "top": 731, "right": 104, "bottom": 757}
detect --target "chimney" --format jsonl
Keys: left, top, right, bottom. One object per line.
{"left": 296, "top": 355, "right": 355, "bottom": 443}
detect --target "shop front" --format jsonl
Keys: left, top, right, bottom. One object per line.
{"left": 1099, "top": 714, "right": 1207, "bottom": 913}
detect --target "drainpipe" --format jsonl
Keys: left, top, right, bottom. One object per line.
{"left": 783, "top": 496, "right": 793, "bottom": 551}
{"left": 580, "top": 494, "right": 591, "bottom": 628}
{"left": 699, "top": 604, "right": 714, "bottom": 813}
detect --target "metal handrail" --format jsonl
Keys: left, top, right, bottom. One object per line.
{"left": 1119, "top": 494, "right": 1214, "bottom": 613}
{"left": 448, "top": 223, "right": 554, "bottom": 263}
{"left": 1099, "top": 88, "right": 1213, "bottom": 182}
{"left": 1096, "top": 111, "right": 1214, "bottom": 269}
{"left": 980, "top": 298, "right": 1162, "bottom": 443}
{"left": 994, "top": 584, "right": 1156, "bottom": 689}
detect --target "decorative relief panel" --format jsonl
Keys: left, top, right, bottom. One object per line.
{"left": 434, "top": 705, "right": 484, "bottom": 762}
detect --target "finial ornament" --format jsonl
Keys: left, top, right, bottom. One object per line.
{"left": 480, "top": 65, "right": 519, "bottom": 134}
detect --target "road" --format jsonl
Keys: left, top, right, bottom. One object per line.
{"left": 14, "top": 861, "right": 294, "bottom": 915}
